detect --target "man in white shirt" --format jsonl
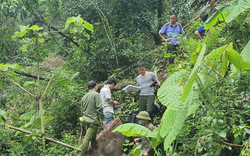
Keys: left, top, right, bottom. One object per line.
{"left": 100, "top": 78, "right": 119, "bottom": 128}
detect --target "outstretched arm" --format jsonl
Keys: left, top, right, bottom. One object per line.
{"left": 195, "top": 30, "right": 203, "bottom": 40}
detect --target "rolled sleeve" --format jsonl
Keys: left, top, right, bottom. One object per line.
{"left": 152, "top": 74, "right": 161, "bottom": 86}
{"left": 104, "top": 89, "right": 111, "bottom": 100}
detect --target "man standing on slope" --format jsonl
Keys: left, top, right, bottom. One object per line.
{"left": 158, "top": 12, "right": 185, "bottom": 64}
{"left": 129, "top": 61, "right": 160, "bottom": 119}
{"left": 81, "top": 80, "right": 104, "bottom": 156}
{"left": 100, "top": 78, "right": 119, "bottom": 128}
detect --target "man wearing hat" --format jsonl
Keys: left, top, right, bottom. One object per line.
{"left": 80, "top": 80, "right": 104, "bottom": 156}
{"left": 134, "top": 111, "right": 155, "bottom": 156}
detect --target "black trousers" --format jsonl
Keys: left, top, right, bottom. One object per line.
{"left": 168, "top": 44, "right": 179, "bottom": 64}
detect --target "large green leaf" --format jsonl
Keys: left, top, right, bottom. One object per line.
{"left": 205, "top": 11, "right": 229, "bottom": 29}
{"left": 30, "top": 25, "right": 43, "bottom": 31}
{"left": 0, "top": 109, "right": 7, "bottom": 123}
{"left": 217, "top": 0, "right": 250, "bottom": 23}
{"left": 112, "top": 123, "right": 158, "bottom": 139}
{"left": 63, "top": 15, "right": 93, "bottom": 33}
{"left": 205, "top": 0, "right": 250, "bottom": 29}
{"left": 181, "top": 43, "right": 206, "bottom": 103}
{"left": 20, "top": 112, "right": 33, "bottom": 120}
{"left": 0, "top": 109, "right": 7, "bottom": 117}
{"left": 23, "top": 81, "right": 36, "bottom": 87}
{"left": 158, "top": 69, "right": 200, "bottom": 110}
{"left": 1, "top": 63, "right": 20, "bottom": 71}
{"left": 132, "top": 144, "right": 141, "bottom": 156}
{"left": 152, "top": 126, "right": 164, "bottom": 148}
{"left": 160, "top": 108, "right": 188, "bottom": 150}
{"left": 185, "top": 89, "right": 201, "bottom": 117}
{"left": 241, "top": 40, "right": 250, "bottom": 62}
{"left": 12, "top": 24, "right": 30, "bottom": 39}
{"left": 83, "top": 20, "right": 94, "bottom": 32}
{"left": 225, "top": 43, "right": 247, "bottom": 72}
{"left": 158, "top": 69, "right": 187, "bottom": 108}
{"left": 221, "top": 48, "right": 229, "bottom": 75}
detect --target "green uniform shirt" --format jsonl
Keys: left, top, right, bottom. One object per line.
{"left": 81, "top": 90, "right": 104, "bottom": 125}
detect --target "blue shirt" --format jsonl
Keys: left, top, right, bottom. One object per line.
{"left": 159, "top": 21, "right": 185, "bottom": 45}
{"left": 197, "top": 25, "right": 206, "bottom": 39}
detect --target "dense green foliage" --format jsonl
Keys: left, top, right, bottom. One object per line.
{"left": 1, "top": 0, "right": 250, "bottom": 155}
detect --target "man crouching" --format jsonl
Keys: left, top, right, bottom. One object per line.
{"left": 134, "top": 111, "right": 155, "bottom": 156}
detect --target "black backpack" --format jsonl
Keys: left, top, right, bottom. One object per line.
{"left": 127, "top": 111, "right": 139, "bottom": 124}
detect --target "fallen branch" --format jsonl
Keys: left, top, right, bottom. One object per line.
{"left": 119, "top": 48, "right": 159, "bottom": 75}
{"left": 41, "top": 76, "right": 53, "bottom": 98}
{"left": 183, "top": 3, "right": 210, "bottom": 29}
{"left": 14, "top": 71, "right": 49, "bottom": 81}
{"left": 194, "top": 137, "right": 202, "bottom": 156}
{"left": 1, "top": 73, "right": 36, "bottom": 98}
{"left": 1, "top": 123, "right": 81, "bottom": 151}
{"left": 215, "top": 140, "right": 243, "bottom": 148}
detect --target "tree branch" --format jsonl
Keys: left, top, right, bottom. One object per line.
{"left": 20, "top": 0, "right": 92, "bottom": 56}
{"left": 1, "top": 73, "right": 36, "bottom": 98}
{"left": 14, "top": 71, "right": 49, "bottom": 81}
{"left": 215, "top": 140, "right": 243, "bottom": 148}
{"left": 183, "top": 3, "right": 210, "bottom": 29}
{"left": 1, "top": 123, "right": 81, "bottom": 151}
{"left": 119, "top": 48, "right": 159, "bottom": 75}
{"left": 41, "top": 76, "right": 53, "bottom": 98}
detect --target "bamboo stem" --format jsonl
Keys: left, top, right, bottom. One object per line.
{"left": 35, "top": 36, "right": 46, "bottom": 151}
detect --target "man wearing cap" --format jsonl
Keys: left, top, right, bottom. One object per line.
{"left": 134, "top": 111, "right": 155, "bottom": 156}
{"left": 158, "top": 12, "right": 185, "bottom": 64}
{"left": 81, "top": 80, "right": 104, "bottom": 156}
{"left": 100, "top": 78, "right": 119, "bottom": 128}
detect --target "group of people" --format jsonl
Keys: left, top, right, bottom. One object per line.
{"left": 80, "top": 0, "right": 219, "bottom": 155}
{"left": 159, "top": 0, "right": 218, "bottom": 64}
{"left": 80, "top": 61, "right": 160, "bottom": 156}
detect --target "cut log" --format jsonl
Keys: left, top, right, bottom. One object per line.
{"left": 89, "top": 118, "right": 125, "bottom": 156}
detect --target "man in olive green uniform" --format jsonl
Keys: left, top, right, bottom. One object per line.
{"left": 134, "top": 111, "right": 155, "bottom": 156}
{"left": 81, "top": 80, "right": 104, "bottom": 156}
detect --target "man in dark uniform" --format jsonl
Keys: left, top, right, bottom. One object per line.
{"left": 80, "top": 80, "right": 104, "bottom": 156}
{"left": 158, "top": 12, "right": 185, "bottom": 64}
